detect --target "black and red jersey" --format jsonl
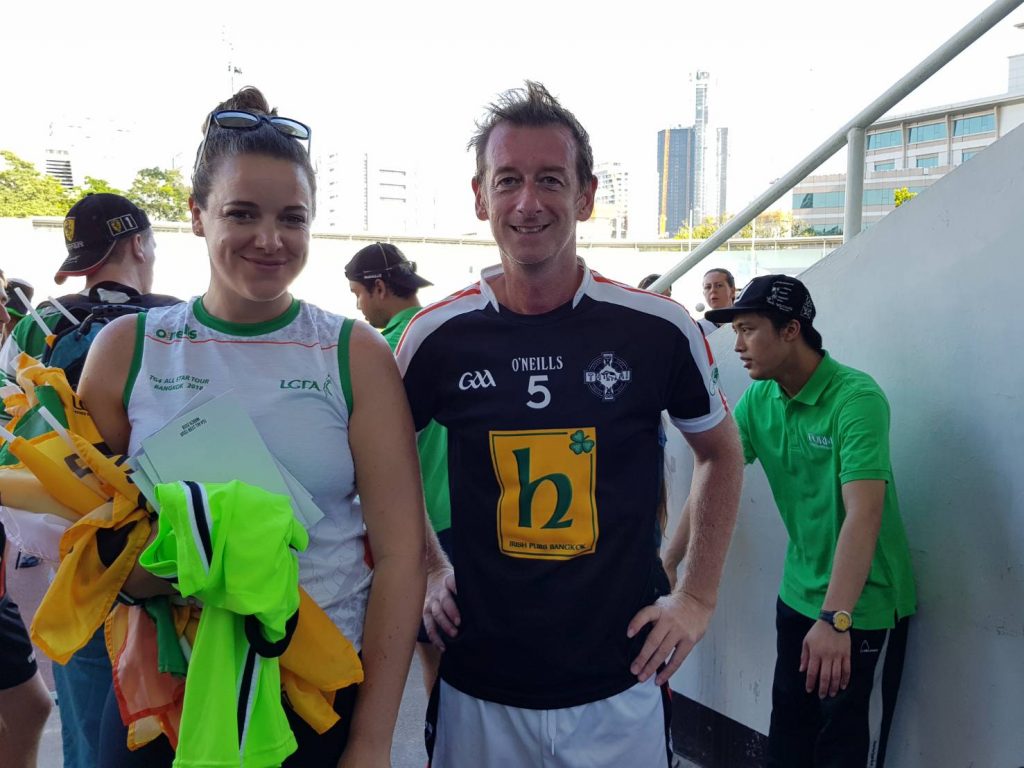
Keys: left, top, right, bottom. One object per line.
{"left": 398, "top": 262, "right": 726, "bottom": 709}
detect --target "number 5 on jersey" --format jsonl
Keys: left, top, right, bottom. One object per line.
{"left": 489, "top": 428, "right": 599, "bottom": 560}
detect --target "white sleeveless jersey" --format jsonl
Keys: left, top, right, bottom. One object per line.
{"left": 126, "top": 298, "right": 370, "bottom": 646}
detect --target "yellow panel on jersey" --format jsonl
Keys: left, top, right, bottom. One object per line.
{"left": 489, "top": 427, "right": 599, "bottom": 560}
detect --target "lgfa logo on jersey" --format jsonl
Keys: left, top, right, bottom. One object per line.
{"left": 584, "top": 352, "right": 631, "bottom": 402}
{"left": 279, "top": 374, "right": 335, "bottom": 398}
{"left": 155, "top": 325, "right": 198, "bottom": 341}
{"left": 459, "top": 369, "right": 496, "bottom": 390}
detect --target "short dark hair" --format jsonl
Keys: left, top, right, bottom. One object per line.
{"left": 758, "top": 308, "right": 823, "bottom": 353}
{"left": 703, "top": 267, "right": 735, "bottom": 289}
{"left": 469, "top": 81, "right": 594, "bottom": 188}
{"left": 352, "top": 275, "right": 417, "bottom": 300}
{"left": 192, "top": 86, "right": 317, "bottom": 215}
{"left": 638, "top": 274, "right": 661, "bottom": 290}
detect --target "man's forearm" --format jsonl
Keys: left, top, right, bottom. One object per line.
{"left": 662, "top": 496, "right": 693, "bottom": 572}
{"left": 678, "top": 429, "right": 744, "bottom": 607}
{"left": 425, "top": 517, "right": 450, "bottom": 574}
{"left": 822, "top": 480, "right": 884, "bottom": 612}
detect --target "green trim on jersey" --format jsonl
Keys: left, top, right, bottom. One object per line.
{"left": 338, "top": 318, "right": 355, "bottom": 415}
{"left": 734, "top": 352, "right": 916, "bottom": 630}
{"left": 122, "top": 312, "right": 148, "bottom": 410}
{"left": 193, "top": 296, "right": 301, "bottom": 337}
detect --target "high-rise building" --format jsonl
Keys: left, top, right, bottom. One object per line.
{"left": 657, "top": 71, "right": 729, "bottom": 237}
{"left": 44, "top": 149, "right": 74, "bottom": 190}
{"left": 592, "top": 161, "right": 630, "bottom": 239}
{"left": 716, "top": 127, "right": 729, "bottom": 222}
{"left": 693, "top": 71, "right": 710, "bottom": 222}
{"left": 657, "top": 127, "right": 695, "bottom": 237}
{"left": 317, "top": 149, "right": 432, "bottom": 234}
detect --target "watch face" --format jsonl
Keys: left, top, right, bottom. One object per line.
{"left": 833, "top": 611, "right": 853, "bottom": 632}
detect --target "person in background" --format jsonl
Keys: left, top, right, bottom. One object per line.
{"left": 1, "top": 278, "right": 32, "bottom": 343}
{"left": 698, "top": 267, "right": 735, "bottom": 335}
{"left": 345, "top": 242, "right": 432, "bottom": 347}
{"left": 673, "top": 274, "right": 916, "bottom": 767}
{"left": 0, "top": 195, "right": 181, "bottom": 768}
{"left": 345, "top": 242, "right": 451, "bottom": 694}
{"left": 0, "top": 270, "right": 53, "bottom": 768}
{"left": 638, "top": 272, "right": 672, "bottom": 297}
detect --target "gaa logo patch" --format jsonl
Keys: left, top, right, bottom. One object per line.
{"left": 584, "top": 352, "right": 631, "bottom": 402}
{"left": 63, "top": 218, "right": 75, "bottom": 243}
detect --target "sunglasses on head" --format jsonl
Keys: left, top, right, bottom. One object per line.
{"left": 192, "top": 109, "right": 313, "bottom": 180}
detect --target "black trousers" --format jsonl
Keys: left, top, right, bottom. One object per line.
{"left": 767, "top": 598, "right": 910, "bottom": 768}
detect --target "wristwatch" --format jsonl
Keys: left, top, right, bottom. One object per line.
{"left": 819, "top": 609, "right": 853, "bottom": 632}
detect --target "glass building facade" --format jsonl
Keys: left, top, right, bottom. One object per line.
{"left": 657, "top": 127, "right": 695, "bottom": 237}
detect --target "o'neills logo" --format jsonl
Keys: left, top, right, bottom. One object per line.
{"left": 155, "top": 325, "right": 198, "bottom": 341}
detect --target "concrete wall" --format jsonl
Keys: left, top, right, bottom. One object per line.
{"left": 0, "top": 223, "right": 830, "bottom": 324}
{"left": 668, "top": 124, "right": 1024, "bottom": 764}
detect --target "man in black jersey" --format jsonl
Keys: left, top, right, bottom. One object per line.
{"left": 398, "top": 82, "right": 743, "bottom": 767}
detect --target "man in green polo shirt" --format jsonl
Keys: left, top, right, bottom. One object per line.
{"left": 345, "top": 242, "right": 432, "bottom": 348}
{"left": 704, "top": 274, "right": 915, "bottom": 768}
{"left": 345, "top": 242, "right": 451, "bottom": 692}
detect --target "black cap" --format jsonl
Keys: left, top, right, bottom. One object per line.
{"left": 5, "top": 278, "right": 33, "bottom": 318}
{"left": 344, "top": 242, "right": 432, "bottom": 290}
{"left": 704, "top": 274, "right": 816, "bottom": 325}
{"left": 57, "top": 194, "right": 151, "bottom": 285}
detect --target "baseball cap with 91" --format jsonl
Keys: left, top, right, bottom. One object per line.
{"left": 56, "top": 193, "right": 151, "bottom": 285}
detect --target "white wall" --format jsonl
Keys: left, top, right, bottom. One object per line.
{"left": 668, "top": 124, "right": 1024, "bottom": 764}
{"left": 0, "top": 224, "right": 829, "bottom": 326}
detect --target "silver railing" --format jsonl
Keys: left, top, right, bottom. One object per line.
{"left": 650, "top": 0, "right": 1024, "bottom": 294}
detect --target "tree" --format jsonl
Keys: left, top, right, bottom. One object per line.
{"left": 75, "top": 176, "right": 125, "bottom": 198}
{"left": 675, "top": 215, "right": 720, "bottom": 240}
{"left": 740, "top": 210, "right": 801, "bottom": 239}
{"left": 0, "top": 150, "right": 74, "bottom": 217}
{"left": 127, "top": 167, "right": 190, "bottom": 222}
{"left": 893, "top": 187, "right": 917, "bottom": 208}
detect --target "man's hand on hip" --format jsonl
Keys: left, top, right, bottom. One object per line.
{"left": 423, "top": 567, "right": 460, "bottom": 651}
{"left": 627, "top": 591, "right": 713, "bottom": 685}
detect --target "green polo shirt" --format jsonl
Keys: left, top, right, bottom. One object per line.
{"left": 734, "top": 352, "right": 916, "bottom": 630}
{"left": 382, "top": 306, "right": 451, "bottom": 533}
{"left": 381, "top": 306, "right": 420, "bottom": 349}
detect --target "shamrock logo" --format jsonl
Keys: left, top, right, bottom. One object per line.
{"left": 569, "top": 430, "right": 595, "bottom": 455}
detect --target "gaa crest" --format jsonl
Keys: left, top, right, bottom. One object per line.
{"left": 584, "top": 352, "right": 632, "bottom": 402}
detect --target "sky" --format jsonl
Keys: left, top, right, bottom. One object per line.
{"left": 4, "top": 0, "right": 1024, "bottom": 238}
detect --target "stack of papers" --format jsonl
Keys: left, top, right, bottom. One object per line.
{"left": 128, "top": 390, "right": 324, "bottom": 529}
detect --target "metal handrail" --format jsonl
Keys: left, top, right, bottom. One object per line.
{"left": 650, "top": 0, "right": 1024, "bottom": 294}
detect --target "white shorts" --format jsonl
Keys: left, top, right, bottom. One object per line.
{"left": 431, "top": 678, "right": 671, "bottom": 768}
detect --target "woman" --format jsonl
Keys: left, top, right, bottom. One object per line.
{"left": 698, "top": 267, "right": 735, "bottom": 335}
{"left": 79, "top": 87, "right": 425, "bottom": 767}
